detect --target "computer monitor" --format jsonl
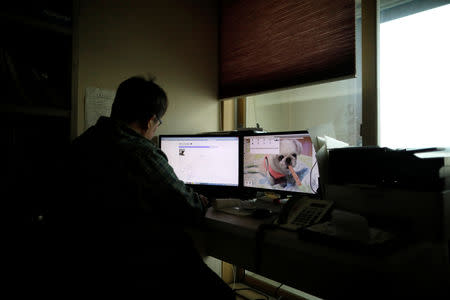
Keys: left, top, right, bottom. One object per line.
{"left": 159, "top": 135, "right": 240, "bottom": 188}
{"left": 242, "top": 131, "right": 320, "bottom": 196}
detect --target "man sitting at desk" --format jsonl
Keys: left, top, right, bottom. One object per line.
{"left": 60, "top": 76, "right": 235, "bottom": 299}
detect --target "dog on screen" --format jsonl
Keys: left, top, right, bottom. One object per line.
{"left": 263, "top": 139, "right": 310, "bottom": 188}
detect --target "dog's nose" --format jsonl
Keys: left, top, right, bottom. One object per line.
{"left": 285, "top": 157, "right": 291, "bottom": 165}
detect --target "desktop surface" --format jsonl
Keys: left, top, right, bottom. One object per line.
{"left": 202, "top": 206, "right": 450, "bottom": 300}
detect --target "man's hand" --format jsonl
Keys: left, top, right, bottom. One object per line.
{"left": 198, "top": 194, "right": 209, "bottom": 208}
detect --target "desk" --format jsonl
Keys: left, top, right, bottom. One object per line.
{"left": 197, "top": 207, "right": 450, "bottom": 300}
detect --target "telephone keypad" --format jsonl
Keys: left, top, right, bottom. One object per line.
{"left": 276, "top": 198, "right": 333, "bottom": 231}
{"left": 292, "top": 207, "right": 323, "bottom": 227}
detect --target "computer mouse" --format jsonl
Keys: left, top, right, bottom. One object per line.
{"left": 251, "top": 208, "right": 272, "bottom": 219}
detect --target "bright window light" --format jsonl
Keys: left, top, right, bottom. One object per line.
{"left": 380, "top": 4, "right": 450, "bottom": 148}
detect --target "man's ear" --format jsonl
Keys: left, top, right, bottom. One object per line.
{"left": 147, "top": 115, "right": 157, "bottom": 128}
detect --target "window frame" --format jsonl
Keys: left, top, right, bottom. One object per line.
{"left": 361, "top": 0, "right": 379, "bottom": 146}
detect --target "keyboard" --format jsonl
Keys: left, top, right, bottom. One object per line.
{"left": 253, "top": 199, "right": 282, "bottom": 213}
{"left": 212, "top": 198, "right": 282, "bottom": 215}
{"left": 238, "top": 198, "right": 282, "bottom": 213}
{"left": 213, "top": 198, "right": 282, "bottom": 216}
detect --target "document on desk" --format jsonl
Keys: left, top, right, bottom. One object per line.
{"left": 85, "top": 87, "right": 116, "bottom": 129}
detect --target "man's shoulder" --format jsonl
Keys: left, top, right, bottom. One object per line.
{"left": 126, "top": 138, "right": 168, "bottom": 165}
{"left": 70, "top": 126, "right": 102, "bottom": 154}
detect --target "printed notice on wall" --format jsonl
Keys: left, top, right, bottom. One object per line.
{"left": 85, "top": 87, "right": 116, "bottom": 129}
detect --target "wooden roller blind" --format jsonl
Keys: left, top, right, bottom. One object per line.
{"left": 219, "top": 0, "right": 356, "bottom": 99}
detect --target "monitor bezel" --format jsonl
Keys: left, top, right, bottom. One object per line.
{"left": 240, "top": 130, "right": 321, "bottom": 199}
{"left": 158, "top": 133, "right": 242, "bottom": 198}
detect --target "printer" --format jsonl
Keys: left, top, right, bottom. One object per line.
{"left": 324, "top": 146, "right": 447, "bottom": 242}
{"left": 327, "top": 146, "right": 444, "bottom": 190}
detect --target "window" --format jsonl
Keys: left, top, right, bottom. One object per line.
{"left": 379, "top": 2, "right": 450, "bottom": 148}
{"left": 246, "top": 76, "right": 362, "bottom": 146}
{"left": 245, "top": 2, "right": 362, "bottom": 147}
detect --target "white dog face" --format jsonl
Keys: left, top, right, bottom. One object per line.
{"left": 269, "top": 139, "right": 303, "bottom": 175}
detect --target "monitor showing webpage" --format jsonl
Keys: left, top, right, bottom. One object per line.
{"left": 159, "top": 136, "right": 239, "bottom": 187}
{"left": 243, "top": 132, "right": 319, "bottom": 195}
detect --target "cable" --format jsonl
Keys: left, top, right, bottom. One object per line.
{"left": 236, "top": 265, "right": 246, "bottom": 282}
{"left": 310, "top": 159, "right": 318, "bottom": 195}
{"left": 274, "top": 283, "right": 284, "bottom": 299}
{"left": 255, "top": 223, "right": 280, "bottom": 273}
{"left": 232, "top": 264, "right": 237, "bottom": 290}
{"left": 232, "top": 287, "right": 270, "bottom": 300}
{"left": 253, "top": 99, "right": 258, "bottom": 128}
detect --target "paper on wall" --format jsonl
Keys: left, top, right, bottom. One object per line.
{"left": 85, "top": 87, "right": 116, "bottom": 129}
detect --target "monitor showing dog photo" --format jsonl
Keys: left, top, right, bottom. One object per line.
{"left": 243, "top": 132, "right": 319, "bottom": 195}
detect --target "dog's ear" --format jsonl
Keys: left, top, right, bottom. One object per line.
{"left": 294, "top": 140, "right": 303, "bottom": 154}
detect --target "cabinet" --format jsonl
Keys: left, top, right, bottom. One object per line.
{"left": 0, "top": 1, "right": 76, "bottom": 222}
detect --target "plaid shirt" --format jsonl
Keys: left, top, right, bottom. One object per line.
{"left": 70, "top": 116, "right": 205, "bottom": 225}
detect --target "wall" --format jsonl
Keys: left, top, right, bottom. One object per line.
{"left": 76, "top": 0, "right": 219, "bottom": 136}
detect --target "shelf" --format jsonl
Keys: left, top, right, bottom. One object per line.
{"left": 0, "top": 104, "right": 71, "bottom": 118}
{"left": 0, "top": 12, "right": 72, "bottom": 35}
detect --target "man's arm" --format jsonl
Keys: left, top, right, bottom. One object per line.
{"left": 133, "top": 146, "right": 208, "bottom": 225}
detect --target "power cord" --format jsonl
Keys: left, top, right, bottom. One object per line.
{"left": 232, "top": 287, "right": 270, "bottom": 300}
{"left": 232, "top": 264, "right": 237, "bottom": 289}
{"left": 310, "top": 159, "right": 318, "bottom": 195}
{"left": 255, "top": 223, "right": 280, "bottom": 273}
{"left": 233, "top": 282, "right": 285, "bottom": 300}
{"left": 274, "top": 283, "right": 284, "bottom": 299}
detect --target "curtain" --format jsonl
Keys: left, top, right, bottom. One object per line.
{"left": 219, "top": 0, "right": 356, "bottom": 99}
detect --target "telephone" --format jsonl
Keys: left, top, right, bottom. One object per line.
{"left": 274, "top": 196, "right": 334, "bottom": 231}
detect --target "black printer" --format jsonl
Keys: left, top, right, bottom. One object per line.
{"left": 327, "top": 147, "right": 444, "bottom": 191}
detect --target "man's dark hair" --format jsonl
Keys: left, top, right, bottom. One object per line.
{"left": 111, "top": 76, "right": 168, "bottom": 129}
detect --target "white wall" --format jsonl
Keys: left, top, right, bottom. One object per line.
{"left": 76, "top": 0, "right": 219, "bottom": 136}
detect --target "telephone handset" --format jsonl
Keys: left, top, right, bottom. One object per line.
{"left": 274, "top": 196, "right": 334, "bottom": 231}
